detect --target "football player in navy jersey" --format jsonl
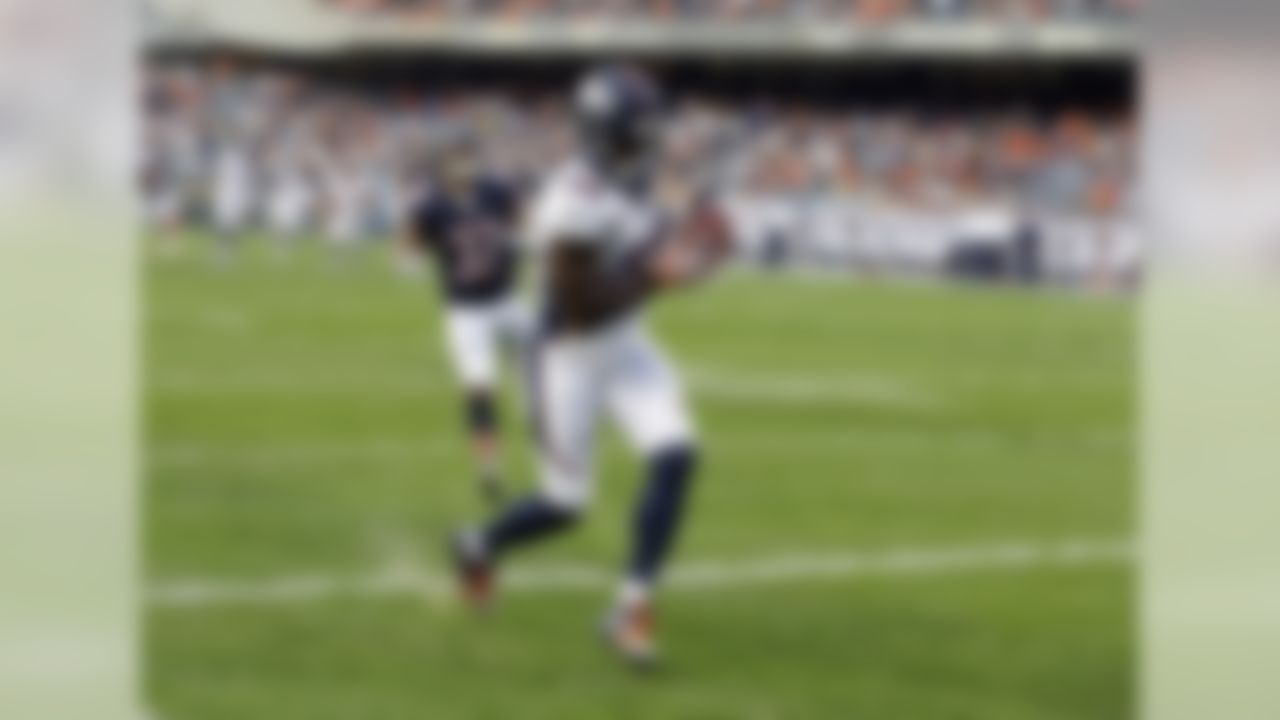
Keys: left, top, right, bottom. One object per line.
{"left": 402, "top": 138, "right": 531, "bottom": 504}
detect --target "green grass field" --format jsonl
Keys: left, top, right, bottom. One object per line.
{"left": 146, "top": 234, "right": 1134, "bottom": 719}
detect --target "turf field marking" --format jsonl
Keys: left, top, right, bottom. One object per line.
{"left": 153, "top": 367, "right": 939, "bottom": 410}
{"left": 151, "top": 372, "right": 449, "bottom": 396}
{"left": 148, "top": 538, "right": 1131, "bottom": 609}
{"left": 151, "top": 428, "right": 1125, "bottom": 470}
{"left": 151, "top": 438, "right": 460, "bottom": 468}
{"left": 684, "top": 367, "right": 940, "bottom": 410}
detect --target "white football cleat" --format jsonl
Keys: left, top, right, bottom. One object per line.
{"left": 448, "top": 529, "right": 496, "bottom": 613}
{"left": 602, "top": 600, "right": 659, "bottom": 670}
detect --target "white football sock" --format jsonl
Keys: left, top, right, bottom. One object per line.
{"left": 617, "top": 578, "right": 651, "bottom": 609}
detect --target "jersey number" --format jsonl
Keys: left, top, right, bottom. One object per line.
{"left": 450, "top": 221, "right": 502, "bottom": 282}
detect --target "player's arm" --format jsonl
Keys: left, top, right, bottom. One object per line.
{"left": 546, "top": 242, "right": 655, "bottom": 329}
{"left": 395, "top": 215, "right": 431, "bottom": 276}
{"left": 651, "top": 197, "right": 736, "bottom": 287}
{"left": 547, "top": 200, "right": 733, "bottom": 329}
{"left": 399, "top": 216, "right": 424, "bottom": 256}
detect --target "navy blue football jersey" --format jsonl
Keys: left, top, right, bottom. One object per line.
{"left": 412, "top": 177, "right": 520, "bottom": 304}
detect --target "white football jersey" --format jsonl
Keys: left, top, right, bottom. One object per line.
{"left": 522, "top": 163, "right": 694, "bottom": 507}
{"left": 527, "top": 159, "right": 663, "bottom": 264}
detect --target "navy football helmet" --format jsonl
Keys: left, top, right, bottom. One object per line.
{"left": 573, "top": 64, "right": 664, "bottom": 180}
{"left": 431, "top": 129, "right": 482, "bottom": 193}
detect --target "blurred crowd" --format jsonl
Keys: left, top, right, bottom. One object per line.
{"left": 322, "top": 0, "right": 1140, "bottom": 23}
{"left": 143, "top": 62, "right": 570, "bottom": 253}
{"left": 144, "top": 61, "right": 1139, "bottom": 286}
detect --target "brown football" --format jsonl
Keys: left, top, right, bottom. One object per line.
{"left": 683, "top": 200, "right": 734, "bottom": 259}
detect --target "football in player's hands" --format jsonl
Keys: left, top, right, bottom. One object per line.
{"left": 653, "top": 198, "right": 736, "bottom": 288}
{"left": 680, "top": 198, "right": 735, "bottom": 264}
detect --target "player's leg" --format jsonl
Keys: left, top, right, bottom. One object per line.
{"left": 443, "top": 305, "right": 506, "bottom": 503}
{"left": 602, "top": 326, "right": 699, "bottom": 666}
{"left": 495, "top": 296, "right": 537, "bottom": 431}
{"left": 450, "top": 335, "right": 603, "bottom": 608}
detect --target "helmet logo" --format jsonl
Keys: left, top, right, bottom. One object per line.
{"left": 578, "top": 76, "right": 614, "bottom": 117}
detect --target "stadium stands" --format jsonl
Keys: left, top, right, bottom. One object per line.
{"left": 144, "top": 59, "right": 1138, "bottom": 286}
{"left": 321, "top": 0, "right": 1140, "bottom": 24}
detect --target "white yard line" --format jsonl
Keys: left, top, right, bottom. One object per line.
{"left": 684, "top": 367, "right": 941, "bottom": 410}
{"left": 148, "top": 538, "right": 1132, "bottom": 609}
{"left": 151, "top": 428, "right": 1124, "bottom": 470}
{"left": 153, "top": 367, "right": 941, "bottom": 410}
{"left": 151, "top": 373, "right": 451, "bottom": 396}
{"left": 150, "top": 438, "right": 460, "bottom": 468}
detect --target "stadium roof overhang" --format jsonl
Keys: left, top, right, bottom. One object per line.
{"left": 144, "top": 0, "right": 1136, "bottom": 60}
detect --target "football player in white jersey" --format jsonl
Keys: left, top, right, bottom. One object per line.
{"left": 450, "top": 65, "right": 733, "bottom": 668}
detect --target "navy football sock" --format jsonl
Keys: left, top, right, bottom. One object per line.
{"left": 629, "top": 445, "right": 699, "bottom": 586}
{"left": 465, "top": 390, "right": 498, "bottom": 436}
{"left": 483, "top": 496, "right": 577, "bottom": 556}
